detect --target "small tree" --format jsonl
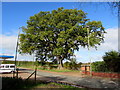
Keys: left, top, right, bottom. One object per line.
{"left": 103, "top": 51, "right": 120, "bottom": 72}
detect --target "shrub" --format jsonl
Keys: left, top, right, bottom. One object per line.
{"left": 103, "top": 51, "right": 120, "bottom": 72}
{"left": 92, "top": 61, "right": 110, "bottom": 72}
{"left": 63, "top": 61, "right": 82, "bottom": 70}
{"left": 63, "top": 61, "right": 70, "bottom": 69}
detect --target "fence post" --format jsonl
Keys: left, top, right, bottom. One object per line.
{"left": 35, "top": 67, "right": 37, "bottom": 83}
{"left": 16, "top": 68, "right": 18, "bottom": 78}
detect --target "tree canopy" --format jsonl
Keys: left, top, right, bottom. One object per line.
{"left": 103, "top": 51, "right": 120, "bottom": 72}
{"left": 19, "top": 7, "right": 105, "bottom": 69}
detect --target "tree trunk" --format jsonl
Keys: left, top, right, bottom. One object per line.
{"left": 57, "top": 56, "right": 63, "bottom": 69}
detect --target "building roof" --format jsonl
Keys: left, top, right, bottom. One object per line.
{"left": 0, "top": 55, "right": 14, "bottom": 59}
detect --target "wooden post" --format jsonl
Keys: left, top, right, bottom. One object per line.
{"left": 35, "top": 67, "right": 37, "bottom": 83}
{"left": 13, "top": 71, "right": 15, "bottom": 78}
{"left": 35, "top": 56, "right": 37, "bottom": 83}
{"left": 16, "top": 68, "right": 18, "bottom": 78}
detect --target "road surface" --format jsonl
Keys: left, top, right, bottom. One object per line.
{"left": 19, "top": 68, "right": 120, "bottom": 90}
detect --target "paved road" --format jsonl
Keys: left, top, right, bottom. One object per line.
{"left": 19, "top": 68, "right": 120, "bottom": 90}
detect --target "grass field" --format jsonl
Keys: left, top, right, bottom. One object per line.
{"left": 18, "top": 65, "right": 79, "bottom": 73}
{"left": 38, "top": 67, "right": 79, "bottom": 72}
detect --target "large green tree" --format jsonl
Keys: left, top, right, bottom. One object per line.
{"left": 19, "top": 7, "right": 105, "bottom": 69}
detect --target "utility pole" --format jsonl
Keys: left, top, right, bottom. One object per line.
{"left": 13, "top": 30, "right": 20, "bottom": 78}
{"left": 34, "top": 51, "right": 37, "bottom": 83}
{"left": 118, "top": 2, "right": 120, "bottom": 53}
{"left": 87, "top": 27, "right": 92, "bottom": 77}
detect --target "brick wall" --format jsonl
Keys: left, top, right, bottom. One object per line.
{"left": 82, "top": 71, "right": 120, "bottom": 78}
{"left": 81, "top": 66, "right": 90, "bottom": 71}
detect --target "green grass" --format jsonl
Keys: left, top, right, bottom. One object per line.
{"left": 33, "top": 82, "right": 79, "bottom": 88}
{"left": 38, "top": 67, "right": 79, "bottom": 72}
{"left": 18, "top": 65, "right": 79, "bottom": 73}
{"left": 17, "top": 65, "right": 35, "bottom": 69}
{"left": 2, "top": 77, "right": 82, "bottom": 89}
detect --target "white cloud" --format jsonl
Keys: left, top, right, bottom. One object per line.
{"left": 75, "top": 27, "right": 118, "bottom": 63}
{"left": 0, "top": 34, "right": 33, "bottom": 61}
{"left": 0, "top": 27, "right": 118, "bottom": 62}
{"left": 17, "top": 54, "right": 34, "bottom": 61}
{"left": 0, "top": 34, "right": 17, "bottom": 54}
{"left": 97, "top": 27, "right": 118, "bottom": 51}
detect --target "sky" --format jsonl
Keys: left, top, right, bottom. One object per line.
{"left": 0, "top": 2, "right": 118, "bottom": 63}
{"left": 1, "top": 0, "right": 119, "bottom": 2}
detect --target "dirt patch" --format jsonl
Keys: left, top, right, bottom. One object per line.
{"left": 1, "top": 71, "right": 48, "bottom": 81}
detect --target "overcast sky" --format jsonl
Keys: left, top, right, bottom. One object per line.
{"left": 1, "top": 2, "right": 118, "bottom": 62}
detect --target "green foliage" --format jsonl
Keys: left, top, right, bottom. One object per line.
{"left": 92, "top": 51, "right": 120, "bottom": 72}
{"left": 64, "top": 61, "right": 70, "bottom": 69}
{"left": 2, "top": 60, "right": 35, "bottom": 68}
{"left": 39, "top": 61, "right": 58, "bottom": 69}
{"left": 38, "top": 67, "right": 79, "bottom": 72}
{"left": 2, "top": 60, "right": 15, "bottom": 64}
{"left": 17, "top": 61, "right": 35, "bottom": 67}
{"left": 103, "top": 51, "right": 120, "bottom": 72}
{"left": 63, "top": 59, "right": 82, "bottom": 70}
{"left": 68, "top": 58, "right": 78, "bottom": 70}
{"left": 91, "top": 61, "right": 109, "bottom": 72}
{"left": 19, "top": 7, "right": 105, "bottom": 68}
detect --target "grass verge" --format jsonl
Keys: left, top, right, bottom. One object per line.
{"left": 2, "top": 77, "right": 81, "bottom": 89}
{"left": 38, "top": 67, "right": 79, "bottom": 72}
{"left": 17, "top": 65, "right": 79, "bottom": 73}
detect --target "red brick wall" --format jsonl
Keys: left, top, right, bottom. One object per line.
{"left": 81, "top": 67, "right": 85, "bottom": 71}
{"left": 82, "top": 71, "right": 120, "bottom": 78}
{"left": 81, "top": 66, "right": 90, "bottom": 71}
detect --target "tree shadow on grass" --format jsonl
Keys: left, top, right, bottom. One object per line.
{"left": 2, "top": 77, "right": 50, "bottom": 90}
{"left": 2, "top": 77, "right": 82, "bottom": 90}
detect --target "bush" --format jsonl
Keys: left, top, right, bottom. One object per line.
{"left": 63, "top": 61, "right": 82, "bottom": 70}
{"left": 2, "top": 60, "right": 36, "bottom": 68}
{"left": 92, "top": 61, "right": 110, "bottom": 72}
{"left": 103, "top": 51, "right": 120, "bottom": 72}
{"left": 63, "top": 61, "right": 70, "bottom": 69}
{"left": 2, "top": 60, "right": 15, "bottom": 64}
